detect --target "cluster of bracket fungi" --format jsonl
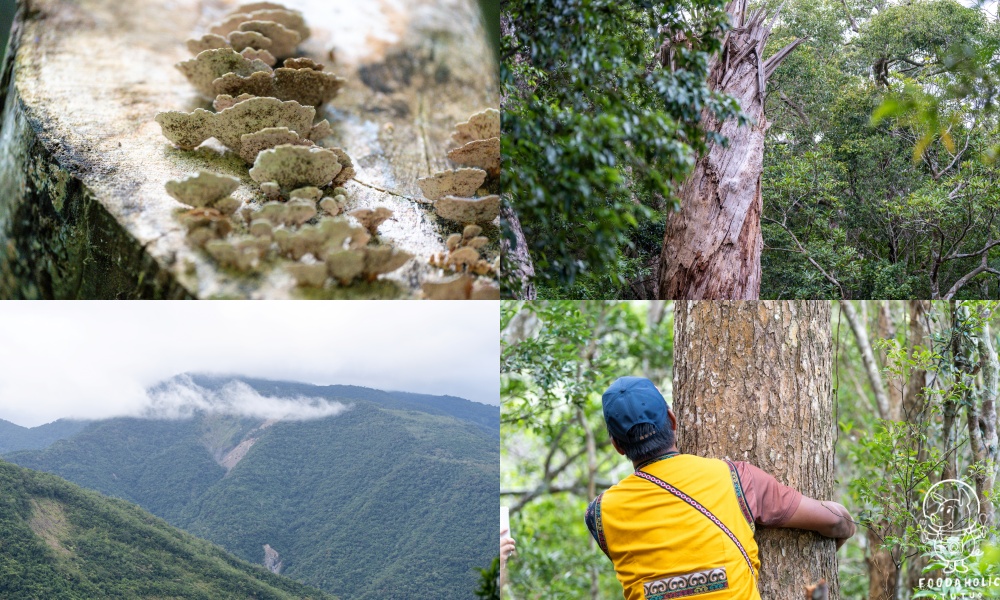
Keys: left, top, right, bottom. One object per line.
{"left": 155, "top": 1, "right": 499, "bottom": 297}
{"left": 417, "top": 108, "right": 501, "bottom": 299}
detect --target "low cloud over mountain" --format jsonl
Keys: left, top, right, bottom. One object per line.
{"left": 144, "top": 376, "right": 351, "bottom": 421}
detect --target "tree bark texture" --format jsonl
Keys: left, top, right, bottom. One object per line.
{"left": 673, "top": 300, "right": 839, "bottom": 600}
{"left": 500, "top": 203, "right": 536, "bottom": 299}
{"left": 0, "top": 0, "right": 497, "bottom": 298}
{"left": 657, "top": 1, "right": 802, "bottom": 299}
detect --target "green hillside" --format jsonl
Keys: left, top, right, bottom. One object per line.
{"left": 5, "top": 377, "right": 499, "bottom": 600}
{"left": 0, "top": 418, "right": 90, "bottom": 454}
{"left": 0, "top": 459, "right": 335, "bottom": 600}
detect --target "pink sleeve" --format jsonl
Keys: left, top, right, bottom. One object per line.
{"left": 734, "top": 461, "right": 803, "bottom": 527}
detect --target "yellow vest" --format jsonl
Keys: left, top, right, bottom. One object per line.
{"left": 588, "top": 454, "right": 761, "bottom": 600}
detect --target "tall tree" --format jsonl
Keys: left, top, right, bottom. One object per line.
{"left": 658, "top": 1, "right": 802, "bottom": 299}
{"left": 501, "top": 0, "right": 740, "bottom": 297}
{"left": 673, "top": 301, "right": 839, "bottom": 598}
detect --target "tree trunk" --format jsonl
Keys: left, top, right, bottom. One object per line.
{"left": 973, "top": 317, "right": 998, "bottom": 528}
{"left": 903, "top": 300, "right": 930, "bottom": 596}
{"left": 673, "top": 301, "right": 839, "bottom": 600}
{"left": 0, "top": 0, "right": 496, "bottom": 298}
{"left": 500, "top": 204, "right": 536, "bottom": 299}
{"left": 657, "top": 1, "right": 802, "bottom": 299}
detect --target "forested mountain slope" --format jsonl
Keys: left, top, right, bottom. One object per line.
{"left": 0, "top": 418, "right": 89, "bottom": 454}
{"left": 0, "top": 459, "right": 335, "bottom": 599}
{"left": 4, "top": 376, "right": 499, "bottom": 600}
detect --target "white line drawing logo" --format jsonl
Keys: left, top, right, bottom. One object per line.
{"left": 920, "top": 479, "right": 984, "bottom": 575}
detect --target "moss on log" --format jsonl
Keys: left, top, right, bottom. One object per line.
{"left": 0, "top": 0, "right": 498, "bottom": 298}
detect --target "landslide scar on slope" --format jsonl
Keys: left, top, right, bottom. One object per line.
{"left": 29, "top": 498, "right": 72, "bottom": 557}
{"left": 217, "top": 418, "right": 279, "bottom": 473}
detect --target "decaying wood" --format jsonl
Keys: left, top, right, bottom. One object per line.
{"left": 657, "top": 0, "right": 802, "bottom": 299}
{"left": 0, "top": 0, "right": 497, "bottom": 298}
{"left": 674, "top": 301, "right": 840, "bottom": 600}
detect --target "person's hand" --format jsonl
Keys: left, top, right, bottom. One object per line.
{"left": 832, "top": 504, "right": 856, "bottom": 550}
{"left": 501, "top": 527, "right": 516, "bottom": 565}
{"left": 782, "top": 497, "right": 857, "bottom": 550}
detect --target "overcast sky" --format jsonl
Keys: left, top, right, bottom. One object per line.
{"left": 0, "top": 302, "right": 498, "bottom": 428}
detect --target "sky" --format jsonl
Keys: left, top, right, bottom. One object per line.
{"left": 0, "top": 302, "right": 499, "bottom": 427}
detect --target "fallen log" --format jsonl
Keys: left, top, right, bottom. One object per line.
{"left": 0, "top": 0, "right": 497, "bottom": 298}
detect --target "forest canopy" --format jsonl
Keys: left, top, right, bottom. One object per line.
{"left": 501, "top": 0, "right": 741, "bottom": 296}
{"left": 502, "top": 0, "right": 1000, "bottom": 300}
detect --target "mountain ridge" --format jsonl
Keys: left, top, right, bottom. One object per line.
{"left": 4, "top": 375, "right": 499, "bottom": 599}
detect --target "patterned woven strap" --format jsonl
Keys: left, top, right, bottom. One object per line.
{"left": 724, "top": 460, "right": 756, "bottom": 533}
{"left": 589, "top": 492, "right": 610, "bottom": 557}
{"left": 635, "top": 469, "right": 757, "bottom": 580}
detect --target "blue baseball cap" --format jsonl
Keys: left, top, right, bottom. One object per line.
{"left": 602, "top": 377, "right": 668, "bottom": 439}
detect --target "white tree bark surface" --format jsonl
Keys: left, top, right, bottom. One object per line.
{"left": 0, "top": 0, "right": 497, "bottom": 298}
{"left": 658, "top": 2, "right": 800, "bottom": 300}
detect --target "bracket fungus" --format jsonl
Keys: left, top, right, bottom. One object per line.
{"left": 452, "top": 108, "right": 500, "bottom": 146}
{"left": 447, "top": 109, "right": 500, "bottom": 178}
{"left": 207, "top": 4, "right": 310, "bottom": 60}
{"left": 417, "top": 167, "right": 487, "bottom": 201}
{"left": 165, "top": 171, "right": 241, "bottom": 215}
{"left": 421, "top": 275, "right": 501, "bottom": 300}
{"left": 156, "top": 96, "right": 314, "bottom": 153}
{"left": 239, "top": 48, "right": 278, "bottom": 67}
{"left": 152, "top": 0, "right": 416, "bottom": 294}
{"left": 324, "top": 246, "right": 413, "bottom": 285}
{"left": 286, "top": 261, "right": 330, "bottom": 287}
{"left": 447, "top": 137, "right": 500, "bottom": 179}
{"left": 348, "top": 207, "right": 394, "bottom": 236}
{"left": 319, "top": 196, "right": 345, "bottom": 216}
{"left": 176, "top": 48, "right": 272, "bottom": 98}
{"left": 414, "top": 110, "right": 500, "bottom": 229}
{"left": 228, "top": 30, "right": 272, "bottom": 53}
{"left": 249, "top": 144, "right": 343, "bottom": 194}
{"left": 213, "top": 93, "right": 256, "bottom": 111}
{"left": 234, "top": 21, "right": 301, "bottom": 61}
{"left": 434, "top": 194, "right": 500, "bottom": 225}
{"left": 289, "top": 186, "right": 323, "bottom": 202}
{"left": 213, "top": 60, "right": 346, "bottom": 108}
{"left": 205, "top": 236, "right": 270, "bottom": 271}
{"left": 430, "top": 225, "right": 495, "bottom": 275}
{"left": 253, "top": 199, "right": 318, "bottom": 227}
{"left": 362, "top": 246, "right": 413, "bottom": 280}
{"left": 239, "top": 126, "right": 314, "bottom": 164}
{"left": 274, "top": 217, "right": 369, "bottom": 261}
{"left": 178, "top": 208, "right": 234, "bottom": 247}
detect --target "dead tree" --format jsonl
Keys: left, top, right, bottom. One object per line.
{"left": 658, "top": 0, "right": 803, "bottom": 299}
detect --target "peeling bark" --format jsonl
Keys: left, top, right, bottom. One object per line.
{"left": 674, "top": 301, "right": 839, "bottom": 600}
{"left": 658, "top": 1, "right": 802, "bottom": 299}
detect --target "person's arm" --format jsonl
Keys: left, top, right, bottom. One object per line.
{"left": 500, "top": 528, "right": 515, "bottom": 589}
{"left": 734, "top": 462, "right": 856, "bottom": 550}
{"left": 781, "top": 496, "right": 857, "bottom": 549}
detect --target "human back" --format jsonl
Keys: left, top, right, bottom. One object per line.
{"left": 591, "top": 453, "right": 761, "bottom": 600}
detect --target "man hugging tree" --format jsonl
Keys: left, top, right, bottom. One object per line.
{"left": 586, "top": 377, "right": 855, "bottom": 600}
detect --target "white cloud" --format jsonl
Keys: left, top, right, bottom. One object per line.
{"left": 0, "top": 301, "right": 499, "bottom": 427}
{"left": 144, "top": 376, "right": 351, "bottom": 421}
